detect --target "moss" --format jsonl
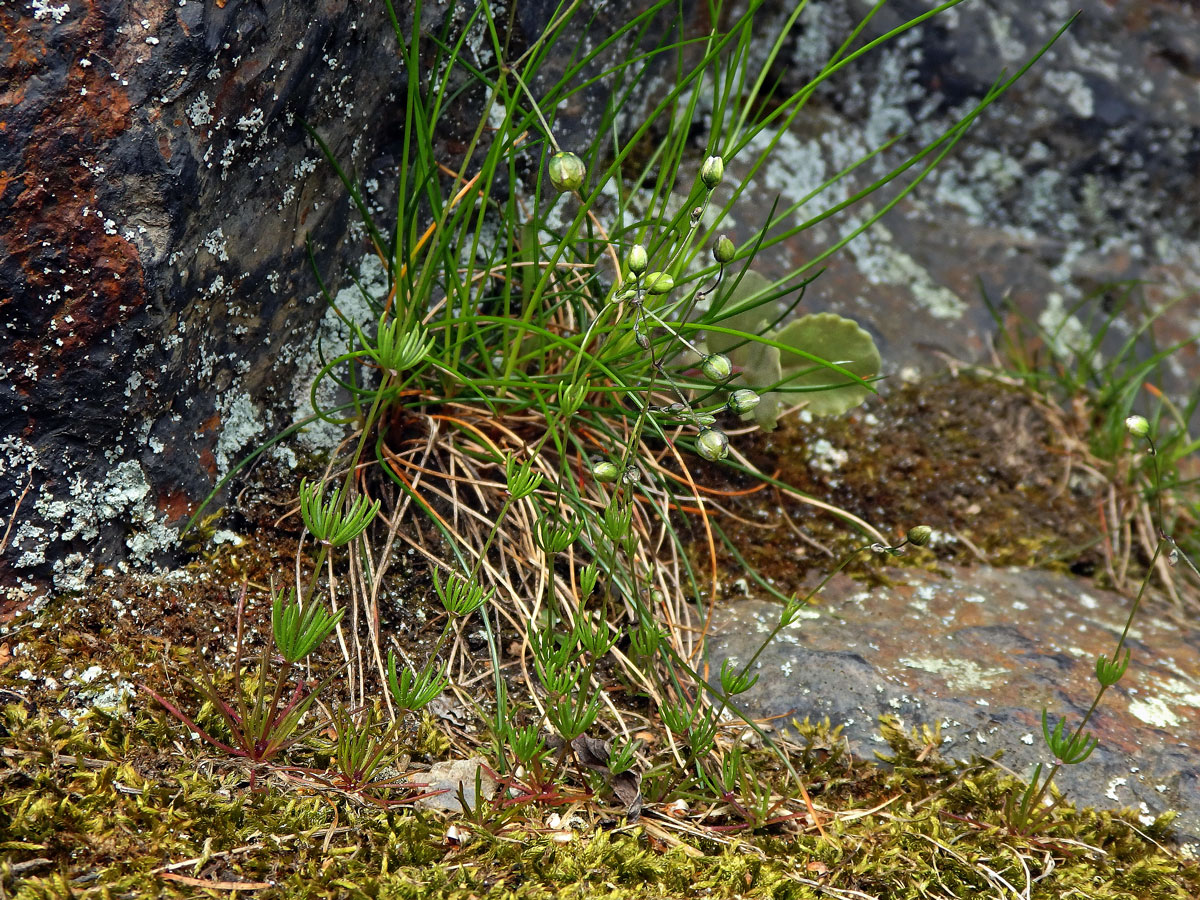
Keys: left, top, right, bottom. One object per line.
{"left": 2, "top": 691, "right": 1197, "bottom": 899}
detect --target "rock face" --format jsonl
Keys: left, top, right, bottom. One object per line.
{"left": 707, "top": 566, "right": 1200, "bottom": 847}
{"left": 1, "top": 0, "right": 420, "bottom": 607}
{"left": 0, "top": 0, "right": 692, "bottom": 609}
{"left": 731, "top": 0, "right": 1200, "bottom": 393}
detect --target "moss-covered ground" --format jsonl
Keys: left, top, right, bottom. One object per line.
{"left": 3, "top": 373, "right": 1198, "bottom": 898}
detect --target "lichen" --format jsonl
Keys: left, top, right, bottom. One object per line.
{"left": 899, "top": 656, "right": 1010, "bottom": 692}
{"left": 285, "top": 254, "right": 387, "bottom": 454}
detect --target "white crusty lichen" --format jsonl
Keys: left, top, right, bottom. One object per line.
{"left": 7, "top": 443, "right": 180, "bottom": 590}
{"left": 213, "top": 390, "right": 266, "bottom": 474}
{"left": 285, "top": 253, "right": 386, "bottom": 453}
{"left": 1037, "top": 291, "right": 1094, "bottom": 364}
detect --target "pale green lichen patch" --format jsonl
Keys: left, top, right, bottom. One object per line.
{"left": 284, "top": 254, "right": 388, "bottom": 454}
{"left": 899, "top": 656, "right": 1009, "bottom": 692}
{"left": 1127, "top": 696, "right": 1183, "bottom": 729}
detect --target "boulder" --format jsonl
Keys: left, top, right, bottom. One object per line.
{"left": 0, "top": 0, "right": 420, "bottom": 609}
{"left": 730, "top": 0, "right": 1200, "bottom": 391}
{"left": 5, "top": 0, "right": 1198, "bottom": 609}
{"left": 707, "top": 565, "right": 1200, "bottom": 847}
{"left": 0, "top": 0, "right": 692, "bottom": 611}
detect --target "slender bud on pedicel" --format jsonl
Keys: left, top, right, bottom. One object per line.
{"left": 634, "top": 328, "right": 650, "bottom": 350}
{"left": 700, "top": 353, "right": 732, "bottom": 383}
{"left": 727, "top": 388, "right": 760, "bottom": 415}
{"left": 660, "top": 402, "right": 688, "bottom": 418}
{"left": 906, "top": 525, "right": 933, "bottom": 547}
{"left": 700, "top": 155, "right": 724, "bottom": 189}
{"left": 713, "top": 235, "right": 735, "bottom": 264}
{"left": 1125, "top": 415, "right": 1149, "bottom": 438}
{"left": 693, "top": 413, "right": 717, "bottom": 426}
{"left": 696, "top": 428, "right": 729, "bottom": 462}
{"left": 627, "top": 244, "right": 648, "bottom": 275}
{"left": 548, "top": 151, "right": 586, "bottom": 192}
{"left": 645, "top": 272, "right": 675, "bottom": 295}
{"left": 559, "top": 380, "right": 587, "bottom": 417}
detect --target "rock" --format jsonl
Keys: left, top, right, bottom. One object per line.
{"left": 6, "top": 0, "right": 1198, "bottom": 610}
{"left": 1, "top": 0, "right": 422, "bottom": 608}
{"left": 706, "top": 565, "right": 1200, "bottom": 847}
{"left": 407, "top": 756, "right": 498, "bottom": 813}
{"left": 727, "top": 0, "right": 1200, "bottom": 398}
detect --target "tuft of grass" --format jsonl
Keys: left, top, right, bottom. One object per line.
{"left": 982, "top": 281, "right": 1200, "bottom": 606}
{"left": 140, "top": 0, "right": 1106, "bottom": 851}
{"left": 250, "top": 0, "right": 1075, "bottom": 788}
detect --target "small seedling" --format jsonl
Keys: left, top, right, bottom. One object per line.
{"left": 141, "top": 585, "right": 343, "bottom": 783}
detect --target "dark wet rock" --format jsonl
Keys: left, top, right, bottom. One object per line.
{"left": 0, "top": 0, "right": 424, "bottom": 607}
{"left": 707, "top": 565, "right": 1200, "bottom": 848}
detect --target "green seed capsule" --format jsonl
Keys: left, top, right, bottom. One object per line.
{"left": 591, "top": 460, "right": 620, "bottom": 483}
{"left": 701, "top": 353, "right": 732, "bottom": 383}
{"left": 906, "top": 525, "right": 933, "bottom": 547}
{"left": 645, "top": 272, "right": 675, "bottom": 295}
{"left": 548, "top": 151, "right": 586, "bottom": 192}
{"left": 1125, "top": 415, "right": 1149, "bottom": 437}
{"left": 627, "top": 244, "right": 648, "bottom": 275}
{"left": 713, "top": 235, "right": 735, "bottom": 264}
{"left": 700, "top": 155, "right": 724, "bottom": 189}
{"left": 727, "top": 389, "right": 760, "bottom": 414}
{"left": 696, "top": 428, "right": 729, "bottom": 461}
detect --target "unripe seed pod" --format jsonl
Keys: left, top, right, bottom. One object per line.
{"left": 727, "top": 388, "right": 760, "bottom": 414}
{"left": 634, "top": 328, "right": 651, "bottom": 350}
{"left": 700, "top": 353, "right": 732, "bottom": 383}
{"left": 693, "top": 413, "right": 717, "bottom": 426}
{"left": 696, "top": 428, "right": 730, "bottom": 462}
{"left": 591, "top": 460, "right": 619, "bottom": 483}
{"left": 1125, "top": 415, "right": 1149, "bottom": 437}
{"left": 700, "top": 155, "right": 724, "bottom": 189}
{"left": 713, "top": 235, "right": 735, "bottom": 264}
{"left": 627, "top": 244, "right": 648, "bottom": 275}
{"left": 548, "top": 151, "right": 586, "bottom": 192}
{"left": 906, "top": 525, "right": 933, "bottom": 547}
{"left": 645, "top": 272, "right": 675, "bottom": 295}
